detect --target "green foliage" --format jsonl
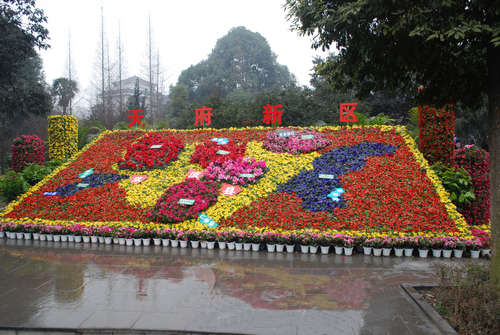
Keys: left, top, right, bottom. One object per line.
{"left": 0, "top": 171, "right": 29, "bottom": 203}
{"left": 78, "top": 120, "right": 107, "bottom": 150}
{"left": 406, "top": 107, "right": 419, "bottom": 143}
{"left": 21, "top": 163, "right": 53, "bottom": 186}
{"left": 177, "top": 26, "right": 296, "bottom": 103}
{"left": 431, "top": 162, "right": 475, "bottom": 212}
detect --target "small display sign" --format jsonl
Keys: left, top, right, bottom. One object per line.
{"left": 199, "top": 213, "right": 218, "bottom": 228}
{"left": 77, "top": 183, "right": 89, "bottom": 188}
{"left": 178, "top": 198, "right": 195, "bottom": 205}
{"left": 276, "top": 130, "right": 296, "bottom": 138}
{"left": 327, "top": 188, "right": 345, "bottom": 201}
{"left": 220, "top": 183, "right": 242, "bottom": 196}
{"left": 216, "top": 150, "right": 230, "bottom": 155}
{"left": 186, "top": 169, "right": 204, "bottom": 179}
{"left": 239, "top": 173, "right": 255, "bottom": 178}
{"left": 43, "top": 191, "right": 59, "bottom": 196}
{"left": 211, "top": 138, "right": 229, "bottom": 145}
{"left": 79, "top": 168, "right": 94, "bottom": 179}
{"left": 301, "top": 135, "right": 314, "bottom": 140}
{"left": 130, "top": 175, "right": 148, "bottom": 184}
{"left": 150, "top": 144, "right": 163, "bottom": 149}
{"left": 318, "top": 174, "right": 335, "bottom": 179}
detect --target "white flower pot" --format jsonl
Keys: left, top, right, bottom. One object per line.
{"left": 432, "top": 249, "right": 442, "bottom": 258}
{"left": 227, "top": 242, "right": 235, "bottom": 250}
{"left": 39, "top": 233, "right": 47, "bottom": 241}
{"left": 404, "top": 248, "right": 414, "bottom": 257}
{"left": 0, "top": 232, "right": 4, "bottom": 238}
{"left": 171, "top": 240, "right": 179, "bottom": 248}
{"left": 82, "top": 236, "right": 90, "bottom": 243}
{"left": 309, "top": 246, "right": 318, "bottom": 254}
{"left": 285, "top": 244, "right": 295, "bottom": 253}
{"left": 251, "top": 243, "right": 260, "bottom": 251}
{"left": 162, "top": 238, "right": 170, "bottom": 246}
{"left": 453, "top": 249, "right": 463, "bottom": 258}
{"left": 418, "top": 248, "right": 429, "bottom": 258}
{"left": 442, "top": 249, "right": 452, "bottom": 258}
{"left": 180, "top": 240, "right": 188, "bottom": 248}
{"left": 470, "top": 250, "right": 480, "bottom": 259}
{"left": 320, "top": 245, "right": 330, "bottom": 254}
{"left": 218, "top": 241, "right": 227, "bottom": 250}
{"left": 394, "top": 248, "right": 404, "bottom": 257}
{"left": 74, "top": 235, "right": 82, "bottom": 243}
{"left": 68, "top": 235, "right": 75, "bottom": 242}
{"left": 16, "top": 232, "right": 24, "bottom": 239}
{"left": 142, "top": 238, "right": 151, "bottom": 246}
{"left": 382, "top": 248, "right": 392, "bottom": 257}
{"left": 207, "top": 241, "right": 216, "bottom": 249}
{"left": 344, "top": 247, "right": 353, "bottom": 256}
{"left": 373, "top": 248, "right": 382, "bottom": 257}
{"left": 235, "top": 242, "right": 243, "bottom": 251}
{"left": 266, "top": 244, "right": 276, "bottom": 253}
{"left": 191, "top": 240, "right": 200, "bottom": 249}
{"left": 126, "top": 239, "right": 134, "bottom": 246}
{"left": 276, "top": 244, "right": 285, "bottom": 252}
{"left": 363, "top": 246, "right": 372, "bottom": 255}
{"left": 98, "top": 236, "right": 105, "bottom": 244}
{"left": 133, "top": 238, "right": 142, "bottom": 246}
{"left": 481, "top": 249, "right": 491, "bottom": 257}
{"left": 24, "top": 233, "right": 32, "bottom": 240}
{"left": 33, "top": 233, "right": 40, "bottom": 240}
{"left": 300, "top": 245, "right": 309, "bottom": 254}
{"left": 334, "top": 246, "right": 343, "bottom": 255}
{"left": 118, "top": 237, "right": 126, "bottom": 245}
{"left": 243, "top": 243, "right": 252, "bottom": 251}
{"left": 200, "top": 241, "right": 207, "bottom": 248}
{"left": 153, "top": 238, "right": 162, "bottom": 246}
{"left": 113, "top": 238, "right": 119, "bottom": 244}
{"left": 53, "top": 235, "right": 61, "bottom": 242}
{"left": 47, "top": 234, "right": 54, "bottom": 241}
{"left": 90, "top": 236, "right": 98, "bottom": 243}
{"left": 104, "top": 237, "right": 112, "bottom": 245}
{"left": 61, "top": 235, "right": 68, "bottom": 242}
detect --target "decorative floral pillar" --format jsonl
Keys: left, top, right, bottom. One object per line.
{"left": 11, "top": 134, "right": 45, "bottom": 172}
{"left": 453, "top": 147, "right": 490, "bottom": 226}
{"left": 418, "top": 104, "right": 456, "bottom": 166}
{"left": 48, "top": 115, "right": 78, "bottom": 160}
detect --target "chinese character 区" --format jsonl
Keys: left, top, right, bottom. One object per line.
{"left": 195, "top": 106, "right": 213, "bottom": 126}
{"left": 340, "top": 103, "right": 358, "bottom": 122}
{"left": 128, "top": 110, "right": 145, "bottom": 127}
{"left": 263, "top": 104, "right": 283, "bottom": 125}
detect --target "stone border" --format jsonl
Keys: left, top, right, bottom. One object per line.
{"left": 401, "top": 284, "right": 458, "bottom": 335}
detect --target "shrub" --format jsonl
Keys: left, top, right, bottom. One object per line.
{"left": 429, "top": 261, "right": 500, "bottom": 334}
{"left": 0, "top": 171, "right": 29, "bottom": 203}
{"left": 11, "top": 134, "right": 45, "bottom": 172}
{"left": 431, "top": 162, "right": 475, "bottom": 212}
{"left": 48, "top": 115, "right": 78, "bottom": 160}
{"left": 418, "top": 104, "right": 455, "bottom": 166}
{"left": 452, "top": 146, "right": 489, "bottom": 226}
{"left": 22, "top": 163, "right": 53, "bottom": 186}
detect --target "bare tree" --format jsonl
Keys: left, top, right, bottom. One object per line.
{"left": 116, "top": 21, "right": 127, "bottom": 116}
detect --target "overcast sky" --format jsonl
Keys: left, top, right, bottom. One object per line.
{"left": 37, "top": 0, "right": 330, "bottom": 107}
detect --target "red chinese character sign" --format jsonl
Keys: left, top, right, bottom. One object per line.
{"left": 263, "top": 104, "right": 283, "bottom": 126}
{"left": 340, "top": 103, "right": 358, "bottom": 123}
{"left": 220, "top": 183, "right": 242, "bottom": 196}
{"left": 128, "top": 110, "right": 145, "bottom": 127}
{"left": 195, "top": 106, "right": 213, "bottom": 127}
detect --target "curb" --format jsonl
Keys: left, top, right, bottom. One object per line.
{"left": 401, "top": 284, "right": 458, "bottom": 335}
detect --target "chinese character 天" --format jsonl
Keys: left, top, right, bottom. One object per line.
{"left": 128, "top": 109, "right": 145, "bottom": 127}
{"left": 263, "top": 104, "right": 283, "bottom": 125}
{"left": 195, "top": 106, "right": 213, "bottom": 127}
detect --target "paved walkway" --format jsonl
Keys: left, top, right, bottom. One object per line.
{"left": 0, "top": 238, "right": 454, "bottom": 334}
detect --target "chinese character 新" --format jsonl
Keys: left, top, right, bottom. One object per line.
{"left": 195, "top": 106, "right": 213, "bottom": 127}
{"left": 340, "top": 103, "right": 358, "bottom": 122}
{"left": 128, "top": 109, "right": 145, "bottom": 127}
{"left": 263, "top": 104, "right": 283, "bottom": 125}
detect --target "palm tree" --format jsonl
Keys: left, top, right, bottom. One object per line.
{"left": 51, "top": 78, "right": 79, "bottom": 115}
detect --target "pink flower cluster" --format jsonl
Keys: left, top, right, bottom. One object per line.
{"left": 262, "top": 128, "right": 330, "bottom": 155}
{"left": 11, "top": 134, "right": 45, "bottom": 172}
{"left": 453, "top": 146, "right": 490, "bottom": 226}
{"left": 204, "top": 157, "right": 267, "bottom": 186}
{"left": 148, "top": 179, "right": 220, "bottom": 224}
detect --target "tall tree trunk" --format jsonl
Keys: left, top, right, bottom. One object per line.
{"left": 487, "top": 43, "right": 500, "bottom": 289}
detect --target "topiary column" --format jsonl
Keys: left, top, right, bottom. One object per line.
{"left": 418, "top": 104, "right": 456, "bottom": 166}
{"left": 453, "top": 146, "right": 490, "bottom": 226}
{"left": 11, "top": 134, "right": 45, "bottom": 172}
{"left": 48, "top": 115, "right": 78, "bottom": 160}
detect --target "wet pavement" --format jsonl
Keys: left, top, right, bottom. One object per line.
{"left": 0, "top": 238, "right": 453, "bottom": 334}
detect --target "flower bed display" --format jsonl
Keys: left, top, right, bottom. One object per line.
{"left": 48, "top": 115, "right": 78, "bottom": 160}
{"left": 11, "top": 134, "right": 46, "bottom": 172}
{"left": 0, "top": 126, "right": 484, "bottom": 248}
